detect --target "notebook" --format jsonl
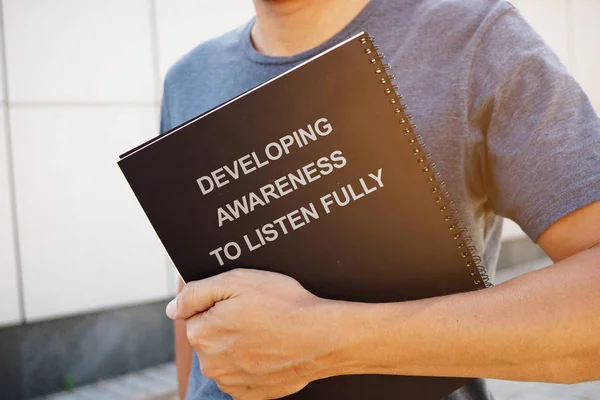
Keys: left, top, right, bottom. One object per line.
{"left": 118, "top": 31, "right": 490, "bottom": 399}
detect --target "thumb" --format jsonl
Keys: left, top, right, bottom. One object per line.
{"left": 166, "top": 273, "right": 236, "bottom": 320}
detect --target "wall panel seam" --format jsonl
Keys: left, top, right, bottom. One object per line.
{"left": 148, "top": 0, "right": 177, "bottom": 295}
{"left": 0, "top": 0, "right": 26, "bottom": 325}
{"left": 565, "top": 0, "right": 575, "bottom": 73}
{"left": 148, "top": 0, "right": 162, "bottom": 103}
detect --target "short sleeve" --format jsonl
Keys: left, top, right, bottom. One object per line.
{"left": 468, "top": 7, "right": 600, "bottom": 241}
{"left": 159, "top": 78, "right": 173, "bottom": 135}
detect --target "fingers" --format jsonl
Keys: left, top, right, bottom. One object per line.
{"left": 166, "top": 270, "right": 239, "bottom": 319}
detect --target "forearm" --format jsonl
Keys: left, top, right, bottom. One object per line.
{"left": 175, "top": 318, "right": 193, "bottom": 399}
{"left": 321, "top": 245, "right": 600, "bottom": 384}
{"left": 175, "top": 280, "right": 193, "bottom": 399}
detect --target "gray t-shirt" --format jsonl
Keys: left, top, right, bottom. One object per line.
{"left": 160, "top": 0, "right": 600, "bottom": 399}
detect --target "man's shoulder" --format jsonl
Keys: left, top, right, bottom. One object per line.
{"left": 408, "top": 0, "right": 514, "bottom": 20}
{"left": 164, "top": 22, "right": 247, "bottom": 89}
{"left": 373, "top": 0, "right": 519, "bottom": 70}
{"left": 388, "top": 0, "right": 515, "bottom": 39}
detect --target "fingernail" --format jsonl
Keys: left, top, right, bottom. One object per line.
{"left": 166, "top": 298, "right": 177, "bottom": 319}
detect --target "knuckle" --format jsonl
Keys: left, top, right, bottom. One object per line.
{"left": 185, "top": 329, "right": 199, "bottom": 347}
{"left": 220, "top": 269, "right": 246, "bottom": 293}
{"left": 176, "top": 287, "right": 191, "bottom": 312}
{"left": 176, "top": 295, "right": 184, "bottom": 314}
{"left": 225, "top": 268, "right": 246, "bottom": 283}
{"left": 214, "top": 381, "right": 234, "bottom": 395}
{"left": 199, "top": 362, "right": 216, "bottom": 379}
{"left": 181, "top": 280, "right": 202, "bottom": 300}
{"left": 185, "top": 321, "right": 205, "bottom": 348}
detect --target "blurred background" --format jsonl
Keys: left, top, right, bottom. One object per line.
{"left": 0, "top": 0, "right": 598, "bottom": 399}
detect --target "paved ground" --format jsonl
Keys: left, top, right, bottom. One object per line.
{"left": 36, "top": 364, "right": 178, "bottom": 400}
{"left": 35, "top": 257, "right": 600, "bottom": 400}
{"left": 35, "top": 362, "right": 600, "bottom": 399}
{"left": 37, "top": 364, "right": 600, "bottom": 400}
{"left": 487, "top": 379, "right": 600, "bottom": 400}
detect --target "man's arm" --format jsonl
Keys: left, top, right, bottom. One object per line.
{"left": 174, "top": 278, "right": 193, "bottom": 400}
{"left": 320, "top": 201, "right": 600, "bottom": 383}
{"left": 166, "top": 200, "right": 600, "bottom": 399}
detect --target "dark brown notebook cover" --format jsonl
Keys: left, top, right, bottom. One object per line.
{"left": 118, "top": 31, "right": 489, "bottom": 399}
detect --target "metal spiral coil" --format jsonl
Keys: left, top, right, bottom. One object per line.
{"left": 358, "top": 34, "right": 493, "bottom": 289}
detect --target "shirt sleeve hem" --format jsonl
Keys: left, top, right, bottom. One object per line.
{"left": 521, "top": 180, "right": 600, "bottom": 242}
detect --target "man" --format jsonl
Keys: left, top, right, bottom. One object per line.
{"left": 161, "top": 0, "right": 600, "bottom": 399}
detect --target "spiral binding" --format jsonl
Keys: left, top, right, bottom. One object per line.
{"left": 359, "top": 34, "right": 492, "bottom": 289}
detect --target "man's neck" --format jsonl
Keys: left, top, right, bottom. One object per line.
{"left": 250, "top": 0, "right": 371, "bottom": 57}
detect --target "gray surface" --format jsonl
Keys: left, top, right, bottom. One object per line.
{"left": 33, "top": 361, "right": 600, "bottom": 400}
{"left": 487, "top": 379, "right": 600, "bottom": 400}
{"left": 0, "top": 299, "right": 174, "bottom": 399}
{"left": 35, "top": 364, "right": 177, "bottom": 400}
{"left": 494, "top": 254, "right": 552, "bottom": 283}
{"left": 495, "top": 237, "right": 547, "bottom": 270}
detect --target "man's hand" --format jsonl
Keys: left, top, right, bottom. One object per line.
{"left": 166, "top": 268, "right": 343, "bottom": 400}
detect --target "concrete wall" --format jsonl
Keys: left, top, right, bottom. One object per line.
{"left": 0, "top": 0, "right": 256, "bottom": 328}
